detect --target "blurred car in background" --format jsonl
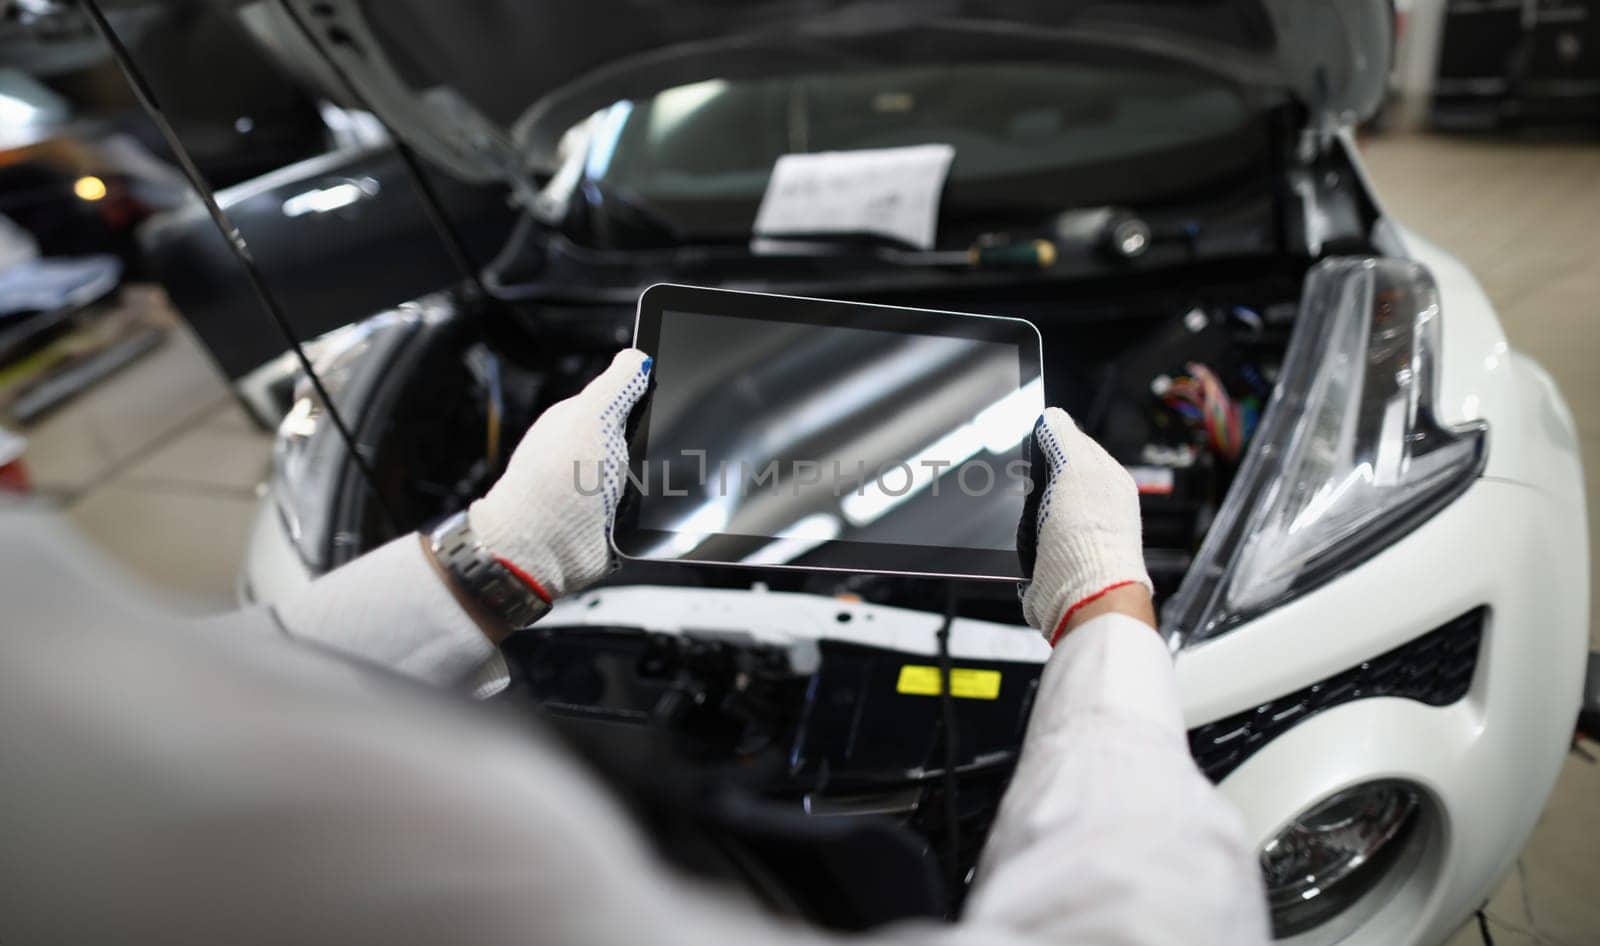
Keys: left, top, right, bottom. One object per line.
{"left": 139, "top": 140, "right": 515, "bottom": 419}
{"left": 0, "top": 0, "right": 347, "bottom": 423}
{"left": 83, "top": 1, "right": 1582, "bottom": 943}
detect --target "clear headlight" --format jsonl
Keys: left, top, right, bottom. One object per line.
{"left": 271, "top": 311, "right": 419, "bottom": 571}
{"left": 1166, "top": 258, "right": 1487, "bottom": 644}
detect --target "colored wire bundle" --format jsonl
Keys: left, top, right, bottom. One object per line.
{"left": 1158, "top": 362, "right": 1247, "bottom": 461}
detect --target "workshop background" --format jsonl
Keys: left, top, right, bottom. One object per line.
{"left": 1, "top": 2, "right": 1596, "bottom": 945}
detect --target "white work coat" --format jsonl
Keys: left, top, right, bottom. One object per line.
{"left": 0, "top": 515, "right": 1269, "bottom": 946}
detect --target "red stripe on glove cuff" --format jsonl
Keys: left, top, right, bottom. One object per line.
{"left": 493, "top": 555, "right": 554, "bottom": 605}
{"left": 1048, "top": 580, "right": 1142, "bottom": 647}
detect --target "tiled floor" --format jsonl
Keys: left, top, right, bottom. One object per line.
{"left": 5, "top": 131, "right": 1597, "bottom": 944}
{"left": 15, "top": 295, "right": 271, "bottom": 614}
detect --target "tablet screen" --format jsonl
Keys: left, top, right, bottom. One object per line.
{"left": 616, "top": 285, "right": 1043, "bottom": 580}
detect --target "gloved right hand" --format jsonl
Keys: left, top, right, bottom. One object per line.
{"left": 467, "top": 348, "right": 652, "bottom": 608}
{"left": 1018, "top": 407, "right": 1154, "bottom": 644}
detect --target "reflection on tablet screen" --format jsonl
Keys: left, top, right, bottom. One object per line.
{"left": 632, "top": 307, "right": 1041, "bottom": 574}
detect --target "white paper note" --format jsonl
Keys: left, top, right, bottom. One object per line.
{"left": 752, "top": 144, "right": 955, "bottom": 251}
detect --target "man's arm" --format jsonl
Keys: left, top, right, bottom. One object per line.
{"left": 960, "top": 610, "right": 1270, "bottom": 945}
{"left": 950, "top": 408, "right": 1269, "bottom": 945}
{"left": 0, "top": 574, "right": 1260, "bottom": 946}
{"left": 266, "top": 534, "right": 498, "bottom": 686}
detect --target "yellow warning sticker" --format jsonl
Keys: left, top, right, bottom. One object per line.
{"left": 896, "top": 665, "right": 1002, "bottom": 700}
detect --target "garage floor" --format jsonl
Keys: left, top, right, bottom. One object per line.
{"left": 8, "top": 131, "right": 1599, "bottom": 945}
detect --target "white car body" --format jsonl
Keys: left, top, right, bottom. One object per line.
{"left": 241, "top": 134, "right": 1590, "bottom": 945}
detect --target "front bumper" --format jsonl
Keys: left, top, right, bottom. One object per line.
{"left": 1186, "top": 475, "right": 1586, "bottom": 945}
{"left": 1176, "top": 342, "right": 1589, "bottom": 945}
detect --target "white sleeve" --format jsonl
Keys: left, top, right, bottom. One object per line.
{"left": 956, "top": 612, "right": 1272, "bottom": 946}
{"left": 0, "top": 511, "right": 1269, "bottom": 946}
{"left": 269, "top": 534, "right": 497, "bottom": 687}
{"left": 261, "top": 576, "right": 1270, "bottom": 945}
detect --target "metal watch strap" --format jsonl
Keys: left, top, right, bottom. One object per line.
{"left": 428, "top": 511, "right": 550, "bottom": 631}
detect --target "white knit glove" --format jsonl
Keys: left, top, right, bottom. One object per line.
{"left": 467, "top": 348, "right": 652, "bottom": 604}
{"left": 1020, "top": 407, "right": 1153, "bottom": 644}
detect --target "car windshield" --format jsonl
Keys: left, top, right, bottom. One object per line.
{"left": 565, "top": 61, "right": 1263, "bottom": 248}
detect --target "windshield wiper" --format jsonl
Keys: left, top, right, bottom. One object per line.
{"left": 749, "top": 233, "right": 1059, "bottom": 270}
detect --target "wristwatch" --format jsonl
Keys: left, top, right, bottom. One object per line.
{"left": 427, "top": 510, "right": 551, "bottom": 632}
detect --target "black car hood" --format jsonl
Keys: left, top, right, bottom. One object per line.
{"left": 251, "top": 0, "right": 1391, "bottom": 190}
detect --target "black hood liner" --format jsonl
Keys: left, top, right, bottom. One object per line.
{"left": 262, "top": 0, "right": 1389, "bottom": 183}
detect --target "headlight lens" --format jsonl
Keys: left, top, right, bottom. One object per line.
{"left": 271, "top": 311, "right": 418, "bottom": 570}
{"left": 1261, "top": 780, "right": 1422, "bottom": 937}
{"left": 1166, "top": 258, "right": 1487, "bottom": 643}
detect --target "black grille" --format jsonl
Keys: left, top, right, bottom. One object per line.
{"left": 1188, "top": 608, "right": 1486, "bottom": 783}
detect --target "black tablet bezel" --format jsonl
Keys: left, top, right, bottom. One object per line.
{"left": 614, "top": 283, "right": 1044, "bottom": 581}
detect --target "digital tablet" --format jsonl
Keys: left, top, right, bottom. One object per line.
{"left": 613, "top": 284, "right": 1044, "bottom": 580}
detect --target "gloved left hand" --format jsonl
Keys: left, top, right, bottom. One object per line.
{"left": 467, "top": 348, "right": 653, "bottom": 605}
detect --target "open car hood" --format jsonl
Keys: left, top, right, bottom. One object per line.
{"left": 253, "top": 0, "right": 1392, "bottom": 191}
